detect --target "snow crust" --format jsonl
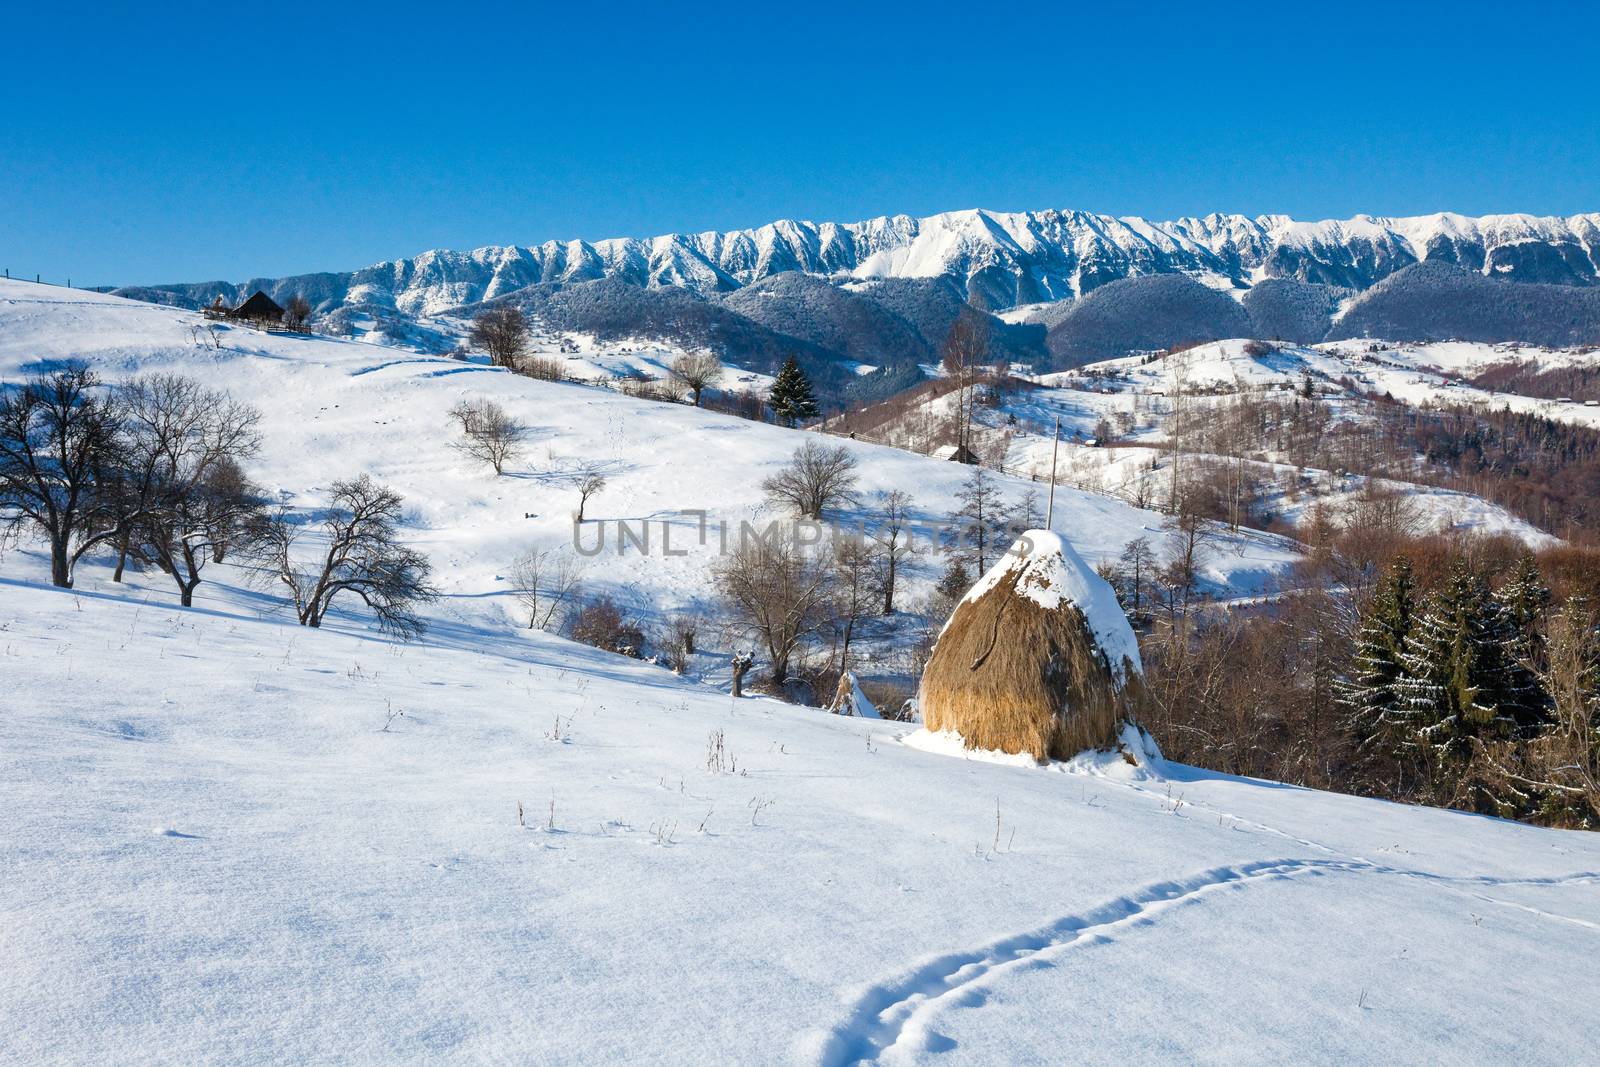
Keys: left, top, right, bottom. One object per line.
{"left": 903, "top": 721, "right": 1160, "bottom": 778}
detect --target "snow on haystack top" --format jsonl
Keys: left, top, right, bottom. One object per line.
{"left": 956, "top": 529, "right": 1143, "bottom": 681}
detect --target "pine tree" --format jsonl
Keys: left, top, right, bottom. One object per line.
{"left": 934, "top": 558, "right": 970, "bottom": 602}
{"left": 1340, "top": 557, "right": 1416, "bottom": 772}
{"left": 1494, "top": 552, "right": 1551, "bottom": 734}
{"left": 1394, "top": 560, "right": 1516, "bottom": 802}
{"left": 768, "top": 357, "right": 819, "bottom": 427}
{"left": 927, "top": 557, "right": 972, "bottom": 626}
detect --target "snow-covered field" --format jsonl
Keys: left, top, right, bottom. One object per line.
{"left": 4, "top": 283, "right": 1599, "bottom": 1065}
{"left": 369, "top": 308, "right": 782, "bottom": 397}
{"left": 1320, "top": 340, "right": 1600, "bottom": 430}
{"left": 6, "top": 558, "right": 1599, "bottom": 1065}
{"left": 1033, "top": 337, "right": 1600, "bottom": 436}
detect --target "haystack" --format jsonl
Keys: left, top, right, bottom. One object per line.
{"left": 918, "top": 530, "right": 1144, "bottom": 762}
{"left": 825, "top": 672, "right": 881, "bottom": 718}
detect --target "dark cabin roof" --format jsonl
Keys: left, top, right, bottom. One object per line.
{"left": 931, "top": 443, "right": 979, "bottom": 464}
{"left": 231, "top": 291, "right": 284, "bottom": 320}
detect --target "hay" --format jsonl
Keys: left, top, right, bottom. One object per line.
{"left": 918, "top": 532, "right": 1140, "bottom": 762}
{"left": 825, "top": 672, "right": 881, "bottom": 718}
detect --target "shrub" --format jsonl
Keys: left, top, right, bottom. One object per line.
{"left": 517, "top": 355, "right": 566, "bottom": 382}
{"left": 569, "top": 596, "right": 644, "bottom": 656}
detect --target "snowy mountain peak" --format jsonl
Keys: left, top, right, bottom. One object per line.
{"left": 116, "top": 207, "right": 1600, "bottom": 322}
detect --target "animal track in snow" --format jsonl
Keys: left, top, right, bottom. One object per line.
{"left": 808, "top": 858, "right": 1354, "bottom": 1066}
{"left": 806, "top": 843, "right": 1600, "bottom": 1067}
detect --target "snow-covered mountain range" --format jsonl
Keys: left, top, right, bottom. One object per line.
{"left": 115, "top": 208, "right": 1600, "bottom": 317}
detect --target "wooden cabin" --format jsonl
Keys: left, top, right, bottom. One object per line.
{"left": 930, "top": 443, "right": 980, "bottom": 464}
{"left": 205, "top": 290, "right": 284, "bottom": 325}
{"left": 230, "top": 291, "right": 285, "bottom": 323}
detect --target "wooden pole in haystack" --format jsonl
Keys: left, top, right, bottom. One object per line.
{"left": 1045, "top": 418, "right": 1060, "bottom": 527}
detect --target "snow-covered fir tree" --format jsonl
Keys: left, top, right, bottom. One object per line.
{"left": 767, "top": 357, "right": 819, "bottom": 427}
{"left": 1340, "top": 557, "right": 1416, "bottom": 760}
{"left": 1394, "top": 560, "right": 1516, "bottom": 797}
{"left": 1494, "top": 552, "right": 1552, "bottom": 734}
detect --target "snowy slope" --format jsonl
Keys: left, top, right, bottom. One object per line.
{"left": 1058, "top": 336, "right": 1600, "bottom": 434}
{"left": 0, "top": 281, "right": 1297, "bottom": 648}
{"left": 1318, "top": 339, "right": 1600, "bottom": 431}
{"left": 4, "top": 281, "right": 1599, "bottom": 1064}
{"left": 853, "top": 339, "right": 1562, "bottom": 546}
{"left": 4, "top": 562, "right": 1599, "bottom": 1066}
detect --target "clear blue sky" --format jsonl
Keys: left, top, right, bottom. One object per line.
{"left": 3, "top": 1, "right": 1596, "bottom": 286}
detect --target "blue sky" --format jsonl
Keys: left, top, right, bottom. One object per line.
{"left": 3, "top": 1, "right": 1596, "bottom": 286}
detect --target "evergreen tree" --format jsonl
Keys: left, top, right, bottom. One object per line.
{"left": 768, "top": 357, "right": 819, "bottom": 427}
{"left": 1340, "top": 557, "right": 1416, "bottom": 770}
{"left": 1494, "top": 552, "right": 1551, "bottom": 734}
{"left": 934, "top": 558, "right": 971, "bottom": 602}
{"left": 1394, "top": 560, "right": 1516, "bottom": 802}
{"left": 926, "top": 557, "right": 972, "bottom": 626}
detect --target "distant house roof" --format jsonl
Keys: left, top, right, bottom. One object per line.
{"left": 230, "top": 291, "right": 284, "bottom": 321}
{"left": 930, "top": 443, "right": 979, "bottom": 464}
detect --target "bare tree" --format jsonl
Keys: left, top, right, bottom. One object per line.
{"left": 1156, "top": 503, "right": 1217, "bottom": 631}
{"left": 284, "top": 294, "right": 313, "bottom": 330}
{"left": 941, "top": 312, "right": 989, "bottom": 454}
{"left": 142, "top": 457, "right": 267, "bottom": 606}
{"left": 110, "top": 374, "right": 261, "bottom": 582}
{"left": 257, "top": 475, "right": 438, "bottom": 638}
{"left": 950, "top": 464, "right": 1004, "bottom": 573}
{"left": 871, "top": 488, "right": 916, "bottom": 615}
{"left": 730, "top": 649, "right": 754, "bottom": 698}
{"left": 1117, "top": 535, "right": 1156, "bottom": 624}
{"left": 570, "top": 463, "right": 608, "bottom": 522}
{"left": 1166, "top": 350, "right": 1193, "bottom": 512}
{"left": 666, "top": 613, "right": 700, "bottom": 674}
{"left": 832, "top": 534, "right": 876, "bottom": 672}
{"left": 0, "top": 366, "right": 120, "bottom": 587}
{"left": 469, "top": 305, "right": 531, "bottom": 369}
{"left": 569, "top": 595, "right": 643, "bottom": 655}
{"left": 713, "top": 525, "right": 836, "bottom": 686}
{"left": 761, "top": 440, "right": 859, "bottom": 520}
{"left": 448, "top": 397, "right": 527, "bottom": 475}
{"left": 510, "top": 546, "right": 585, "bottom": 630}
{"left": 669, "top": 352, "right": 724, "bottom": 407}
{"left": 1004, "top": 486, "right": 1042, "bottom": 538}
